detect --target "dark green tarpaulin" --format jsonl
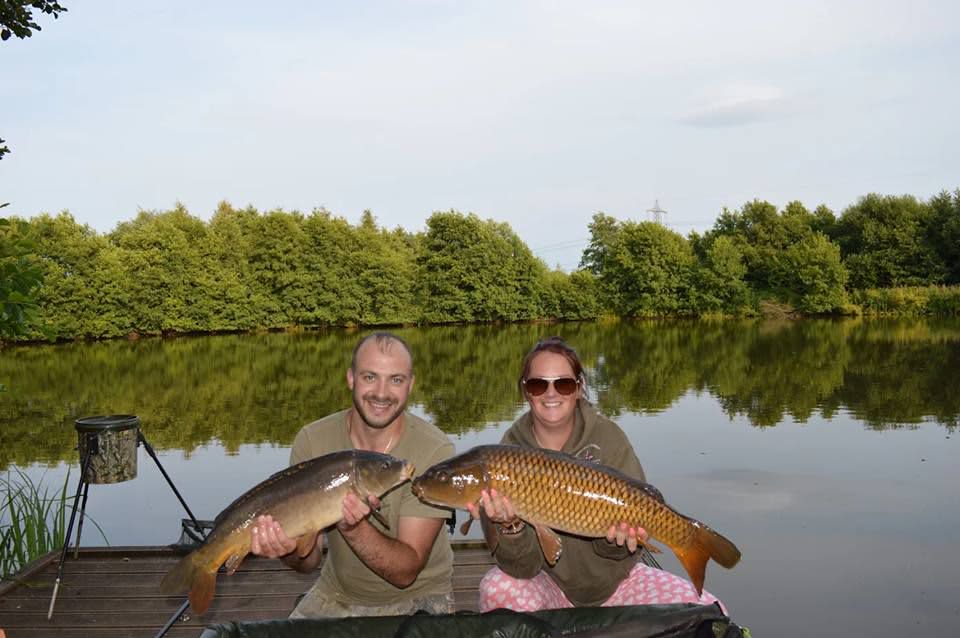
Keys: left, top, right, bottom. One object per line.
{"left": 199, "top": 603, "right": 747, "bottom": 638}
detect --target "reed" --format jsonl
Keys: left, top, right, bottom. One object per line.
{"left": 0, "top": 468, "right": 106, "bottom": 579}
{"left": 852, "top": 285, "right": 960, "bottom": 316}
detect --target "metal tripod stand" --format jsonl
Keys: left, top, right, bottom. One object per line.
{"left": 47, "top": 415, "right": 207, "bottom": 636}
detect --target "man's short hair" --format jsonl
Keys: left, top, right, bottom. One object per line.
{"left": 351, "top": 332, "right": 414, "bottom": 372}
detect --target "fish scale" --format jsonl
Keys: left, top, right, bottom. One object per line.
{"left": 484, "top": 446, "right": 679, "bottom": 540}
{"left": 412, "top": 444, "right": 741, "bottom": 595}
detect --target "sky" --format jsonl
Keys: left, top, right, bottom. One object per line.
{"left": 2, "top": 1, "right": 958, "bottom": 270}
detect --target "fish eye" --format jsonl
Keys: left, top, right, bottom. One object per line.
{"left": 438, "top": 471, "right": 449, "bottom": 482}
{"left": 380, "top": 461, "right": 390, "bottom": 470}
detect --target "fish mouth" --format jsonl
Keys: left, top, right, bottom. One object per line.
{"left": 402, "top": 463, "right": 416, "bottom": 481}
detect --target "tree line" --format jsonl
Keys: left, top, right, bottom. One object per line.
{"left": 1, "top": 189, "right": 959, "bottom": 341}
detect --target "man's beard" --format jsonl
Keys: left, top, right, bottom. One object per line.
{"left": 352, "top": 393, "right": 406, "bottom": 430}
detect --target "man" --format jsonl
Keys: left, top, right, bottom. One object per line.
{"left": 250, "top": 332, "right": 455, "bottom": 618}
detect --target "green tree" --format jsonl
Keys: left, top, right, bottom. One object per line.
{"left": 580, "top": 212, "right": 621, "bottom": 310}
{"left": 834, "top": 193, "right": 946, "bottom": 288}
{"left": 0, "top": 217, "right": 43, "bottom": 338}
{"left": 28, "top": 212, "right": 125, "bottom": 338}
{"left": 204, "top": 202, "right": 261, "bottom": 330}
{"left": 926, "top": 189, "right": 960, "bottom": 285}
{"left": 0, "top": 0, "right": 66, "bottom": 41}
{"left": 238, "top": 208, "right": 310, "bottom": 328}
{"left": 810, "top": 204, "right": 838, "bottom": 239}
{"left": 416, "top": 211, "right": 544, "bottom": 323}
{"left": 706, "top": 199, "right": 816, "bottom": 293}
{"left": 776, "top": 233, "right": 848, "bottom": 313}
{"left": 109, "top": 205, "right": 213, "bottom": 333}
{"left": 539, "top": 269, "right": 600, "bottom": 320}
{"left": 301, "top": 209, "right": 362, "bottom": 325}
{"left": 693, "top": 234, "right": 749, "bottom": 314}
{"left": 604, "top": 221, "right": 696, "bottom": 316}
{"left": 351, "top": 211, "right": 418, "bottom": 325}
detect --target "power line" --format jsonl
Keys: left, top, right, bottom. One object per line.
{"left": 530, "top": 238, "right": 590, "bottom": 253}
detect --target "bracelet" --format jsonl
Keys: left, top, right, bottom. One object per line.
{"left": 498, "top": 519, "right": 526, "bottom": 535}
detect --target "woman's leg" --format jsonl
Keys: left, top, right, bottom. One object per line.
{"left": 603, "top": 563, "right": 727, "bottom": 613}
{"left": 478, "top": 567, "right": 573, "bottom": 612}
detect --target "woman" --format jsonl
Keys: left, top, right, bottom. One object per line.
{"left": 468, "top": 336, "right": 724, "bottom": 611}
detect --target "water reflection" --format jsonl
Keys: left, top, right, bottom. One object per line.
{"left": 2, "top": 318, "right": 958, "bottom": 469}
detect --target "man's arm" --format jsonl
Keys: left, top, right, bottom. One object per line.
{"left": 337, "top": 492, "right": 444, "bottom": 588}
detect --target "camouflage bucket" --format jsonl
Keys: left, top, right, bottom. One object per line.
{"left": 75, "top": 415, "right": 140, "bottom": 484}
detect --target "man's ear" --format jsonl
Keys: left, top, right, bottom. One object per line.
{"left": 346, "top": 367, "right": 355, "bottom": 390}
{"left": 408, "top": 373, "right": 415, "bottom": 394}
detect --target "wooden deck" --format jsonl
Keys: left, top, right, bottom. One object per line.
{"left": 0, "top": 541, "right": 495, "bottom": 638}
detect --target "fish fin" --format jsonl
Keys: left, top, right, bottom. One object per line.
{"left": 639, "top": 539, "right": 663, "bottom": 554}
{"left": 159, "top": 553, "right": 197, "bottom": 595}
{"left": 188, "top": 567, "right": 218, "bottom": 615}
{"left": 532, "top": 523, "right": 563, "bottom": 566}
{"left": 370, "top": 508, "right": 389, "bottom": 529}
{"left": 638, "top": 481, "right": 665, "bottom": 503}
{"left": 295, "top": 532, "right": 319, "bottom": 559}
{"left": 573, "top": 444, "right": 601, "bottom": 463}
{"left": 459, "top": 517, "right": 474, "bottom": 536}
{"left": 362, "top": 494, "right": 390, "bottom": 529}
{"left": 223, "top": 550, "right": 248, "bottom": 576}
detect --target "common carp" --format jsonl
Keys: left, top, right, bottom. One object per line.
{"left": 411, "top": 445, "right": 740, "bottom": 595}
{"left": 159, "top": 450, "right": 414, "bottom": 614}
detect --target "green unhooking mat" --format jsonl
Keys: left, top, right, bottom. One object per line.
{"left": 199, "top": 603, "right": 748, "bottom": 638}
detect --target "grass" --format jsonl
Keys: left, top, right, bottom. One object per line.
{"left": 0, "top": 468, "right": 107, "bottom": 580}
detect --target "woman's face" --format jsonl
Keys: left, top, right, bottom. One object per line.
{"left": 524, "top": 351, "right": 581, "bottom": 430}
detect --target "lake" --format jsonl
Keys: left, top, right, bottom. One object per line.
{"left": 2, "top": 319, "right": 959, "bottom": 637}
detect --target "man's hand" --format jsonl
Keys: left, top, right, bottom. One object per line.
{"left": 250, "top": 515, "right": 298, "bottom": 558}
{"left": 605, "top": 522, "right": 649, "bottom": 554}
{"left": 337, "top": 493, "right": 381, "bottom": 532}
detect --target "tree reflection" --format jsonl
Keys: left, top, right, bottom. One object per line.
{"left": 2, "top": 319, "right": 958, "bottom": 468}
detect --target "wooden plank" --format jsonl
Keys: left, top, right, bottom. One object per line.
{"left": 0, "top": 542, "right": 494, "bottom": 636}
{"left": 0, "top": 551, "right": 56, "bottom": 597}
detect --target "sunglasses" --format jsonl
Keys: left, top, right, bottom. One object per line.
{"left": 522, "top": 376, "right": 579, "bottom": 396}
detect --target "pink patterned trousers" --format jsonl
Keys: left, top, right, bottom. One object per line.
{"left": 479, "top": 562, "right": 726, "bottom": 613}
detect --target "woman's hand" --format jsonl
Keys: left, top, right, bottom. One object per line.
{"left": 250, "top": 514, "right": 298, "bottom": 558}
{"left": 605, "top": 522, "right": 649, "bottom": 553}
{"left": 466, "top": 488, "right": 520, "bottom": 527}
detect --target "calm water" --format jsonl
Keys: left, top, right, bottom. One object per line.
{"left": 2, "top": 319, "right": 959, "bottom": 637}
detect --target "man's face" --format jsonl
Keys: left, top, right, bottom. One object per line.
{"left": 347, "top": 340, "right": 414, "bottom": 430}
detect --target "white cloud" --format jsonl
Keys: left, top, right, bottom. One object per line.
{"left": 679, "top": 87, "right": 797, "bottom": 128}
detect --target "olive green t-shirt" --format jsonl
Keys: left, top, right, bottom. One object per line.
{"left": 290, "top": 410, "right": 455, "bottom": 605}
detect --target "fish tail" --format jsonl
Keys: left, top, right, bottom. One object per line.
{"left": 188, "top": 567, "right": 218, "bottom": 615}
{"left": 674, "top": 538, "right": 709, "bottom": 596}
{"left": 674, "top": 524, "right": 741, "bottom": 596}
{"left": 159, "top": 548, "right": 220, "bottom": 614}
{"left": 159, "top": 553, "right": 199, "bottom": 595}
{"left": 702, "top": 525, "right": 741, "bottom": 569}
